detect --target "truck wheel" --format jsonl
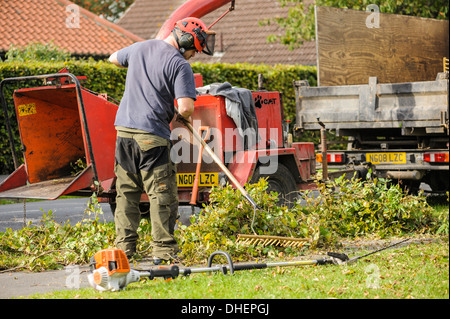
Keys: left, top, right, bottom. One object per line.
{"left": 427, "top": 171, "right": 449, "bottom": 193}
{"left": 250, "top": 163, "right": 298, "bottom": 208}
{"left": 400, "top": 180, "right": 421, "bottom": 195}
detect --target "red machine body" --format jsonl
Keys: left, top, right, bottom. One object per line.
{"left": 172, "top": 90, "right": 316, "bottom": 204}
{"left": 0, "top": 73, "right": 316, "bottom": 206}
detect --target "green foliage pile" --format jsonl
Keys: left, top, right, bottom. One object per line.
{"left": 176, "top": 179, "right": 310, "bottom": 265}
{"left": 298, "top": 175, "right": 436, "bottom": 239}
{"left": 175, "top": 176, "right": 441, "bottom": 265}
{"left": 0, "top": 196, "right": 115, "bottom": 272}
{"left": 0, "top": 193, "right": 156, "bottom": 272}
{"left": 435, "top": 198, "right": 449, "bottom": 236}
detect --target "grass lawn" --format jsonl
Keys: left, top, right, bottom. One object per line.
{"left": 23, "top": 235, "right": 448, "bottom": 300}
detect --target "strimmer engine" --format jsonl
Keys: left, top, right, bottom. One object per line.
{"left": 88, "top": 248, "right": 180, "bottom": 292}
{"left": 87, "top": 248, "right": 141, "bottom": 291}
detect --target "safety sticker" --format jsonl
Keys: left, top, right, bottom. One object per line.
{"left": 18, "top": 103, "right": 37, "bottom": 116}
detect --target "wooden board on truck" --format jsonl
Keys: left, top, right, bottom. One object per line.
{"left": 315, "top": 6, "right": 449, "bottom": 86}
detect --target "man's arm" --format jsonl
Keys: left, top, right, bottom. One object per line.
{"left": 177, "top": 97, "right": 195, "bottom": 122}
{"left": 109, "top": 51, "right": 126, "bottom": 68}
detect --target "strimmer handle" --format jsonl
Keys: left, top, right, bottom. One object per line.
{"left": 146, "top": 265, "right": 180, "bottom": 280}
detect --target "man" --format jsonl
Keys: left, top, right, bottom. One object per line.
{"left": 109, "top": 17, "right": 216, "bottom": 264}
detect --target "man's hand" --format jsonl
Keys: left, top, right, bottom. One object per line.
{"left": 175, "top": 113, "right": 192, "bottom": 124}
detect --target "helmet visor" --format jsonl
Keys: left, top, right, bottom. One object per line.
{"left": 193, "top": 28, "right": 216, "bottom": 56}
{"left": 202, "top": 31, "right": 216, "bottom": 56}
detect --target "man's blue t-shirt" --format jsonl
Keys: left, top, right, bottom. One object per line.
{"left": 114, "top": 39, "right": 197, "bottom": 140}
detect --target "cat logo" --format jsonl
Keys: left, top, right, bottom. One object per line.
{"left": 254, "top": 95, "right": 277, "bottom": 108}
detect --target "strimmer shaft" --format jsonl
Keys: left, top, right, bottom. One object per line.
{"left": 137, "top": 256, "right": 329, "bottom": 279}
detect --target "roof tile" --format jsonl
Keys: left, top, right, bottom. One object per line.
{"left": 0, "top": 0, "right": 144, "bottom": 56}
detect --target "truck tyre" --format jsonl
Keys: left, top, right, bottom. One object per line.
{"left": 427, "top": 171, "right": 449, "bottom": 193}
{"left": 400, "top": 180, "right": 421, "bottom": 195}
{"left": 250, "top": 163, "right": 298, "bottom": 208}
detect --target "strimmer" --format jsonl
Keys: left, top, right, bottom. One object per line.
{"left": 88, "top": 239, "right": 410, "bottom": 292}
{"left": 87, "top": 249, "right": 336, "bottom": 292}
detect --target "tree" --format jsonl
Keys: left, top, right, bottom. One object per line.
{"left": 71, "top": 0, "right": 134, "bottom": 22}
{"left": 263, "top": 0, "right": 449, "bottom": 50}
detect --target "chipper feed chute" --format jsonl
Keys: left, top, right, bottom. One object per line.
{"left": 0, "top": 73, "right": 118, "bottom": 200}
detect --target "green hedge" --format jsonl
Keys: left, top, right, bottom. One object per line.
{"left": 0, "top": 60, "right": 316, "bottom": 174}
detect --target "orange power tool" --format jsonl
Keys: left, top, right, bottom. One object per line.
{"left": 88, "top": 249, "right": 180, "bottom": 291}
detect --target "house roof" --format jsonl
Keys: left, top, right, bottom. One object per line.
{"left": 118, "top": 0, "right": 317, "bottom": 65}
{"left": 0, "top": 0, "right": 144, "bottom": 57}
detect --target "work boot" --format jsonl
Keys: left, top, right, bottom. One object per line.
{"left": 152, "top": 252, "right": 182, "bottom": 265}
{"left": 152, "top": 257, "right": 167, "bottom": 265}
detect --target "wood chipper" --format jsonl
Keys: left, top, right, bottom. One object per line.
{"left": 0, "top": 72, "right": 117, "bottom": 201}
{"left": 0, "top": 70, "right": 316, "bottom": 213}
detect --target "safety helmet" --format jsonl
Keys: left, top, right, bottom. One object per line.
{"left": 172, "top": 17, "right": 216, "bottom": 56}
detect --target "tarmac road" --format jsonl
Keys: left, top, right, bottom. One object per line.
{"left": 0, "top": 197, "right": 114, "bottom": 232}
{"left": 0, "top": 264, "right": 93, "bottom": 298}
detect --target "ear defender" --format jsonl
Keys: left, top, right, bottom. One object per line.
{"left": 178, "top": 32, "right": 195, "bottom": 54}
{"left": 172, "top": 26, "right": 195, "bottom": 54}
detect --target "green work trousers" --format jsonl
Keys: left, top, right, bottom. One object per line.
{"left": 114, "top": 128, "right": 179, "bottom": 259}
